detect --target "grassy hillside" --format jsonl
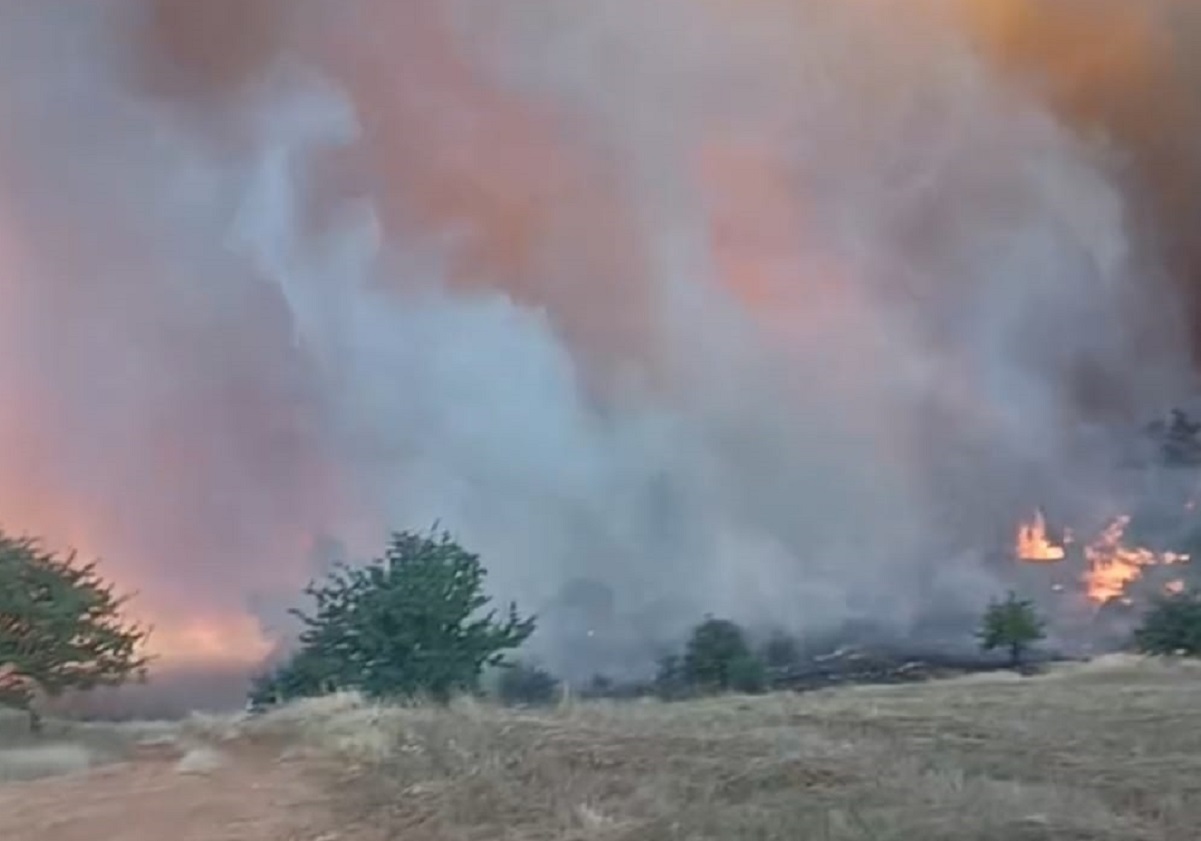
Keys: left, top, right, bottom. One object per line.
{"left": 212, "top": 655, "right": 1201, "bottom": 841}
{"left": 2, "top": 656, "right": 1198, "bottom": 838}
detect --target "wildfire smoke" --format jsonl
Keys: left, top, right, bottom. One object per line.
{"left": 0, "top": 0, "right": 1199, "bottom": 683}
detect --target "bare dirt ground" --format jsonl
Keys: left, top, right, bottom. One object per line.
{"left": 2, "top": 655, "right": 1201, "bottom": 841}
{"left": 0, "top": 734, "right": 340, "bottom": 841}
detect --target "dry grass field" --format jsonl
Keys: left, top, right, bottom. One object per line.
{"left": 0, "top": 710, "right": 175, "bottom": 783}
{"left": 227, "top": 654, "right": 1201, "bottom": 841}
{"left": 2, "top": 655, "right": 1201, "bottom": 840}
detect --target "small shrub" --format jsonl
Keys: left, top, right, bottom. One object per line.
{"left": 727, "top": 654, "right": 768, "bottom": 694}
{"left": 1135, "top": 592, "right": 1201, "bottom": 655}
{"left": 977, "top": 591, "right": 1045, "bottom": 667}
{"left": 495, "top": 662, "right": 559, "bottom": 706}
{"left": 653, "top": 653, "right": 689, "bottom": 700}
{"left": 585, "top": 674, "right": 613, "bottom": 696}
{"left": 760, "top": 631, "right": 801, "bottom": 672}
{"left": 247, "top": 648, "right": 338, "bottom": 710}
{"left": 683, "top": 617, "right": 766, "bottom": 692}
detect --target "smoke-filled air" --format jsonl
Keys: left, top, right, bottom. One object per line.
{"left": 2, "top": 0, "right": 1200, "bottom": 690}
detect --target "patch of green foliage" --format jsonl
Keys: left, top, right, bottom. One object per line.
{"left": 0, "top": 533, "right": 150, "bottom": 731}
{"left": 683, "top": 616, "right": 765, "bottom": 692}
{"left": 494, "top": 661, "right": 559, "bottom": 707}
{"left": 653, "top": 653, "right": 689, "bottom": 700}
{"left": 251, "top": 529, "right": 535, "bottom": 706}
{"left": 977, "top": 591, "right": 1045, "bottom": 667}
{"left": 1134, "top": 592, "right": 1201, "bottom": 656}
{"left": 654, "top": 616, "right": 768, "bottom": 698}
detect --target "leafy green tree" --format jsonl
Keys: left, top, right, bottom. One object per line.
{"left": 260, "top": 529, "right": 536, "bottom": 704}
{"left": 1134, "top": 592, "right": 1201, "bottom": 656}
{"left": 0, "top": 534, "right": 151, "bottom": 732}
{"left": 683, "top": 616, "right": 764, "bottom": 692}
{"left": 977, "top": 591, "right": 1045, "bottom": 667}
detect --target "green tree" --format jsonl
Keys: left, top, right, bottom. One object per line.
{"left": 0, "top": 534, "right": 151, "bottom": 732}
{"left": 682, "top": 616, "right": 765, "bottom": 693}
{"left": 259, "top": 529, "right": 536, "bottom": 704}
{"left": 977, "top": 591, "right": 1045, "bottom": 667}
{"left": 1134, "top": 592, "right": 1201, "bottom": 656}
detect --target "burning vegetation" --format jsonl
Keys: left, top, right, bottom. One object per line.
{"left": 1015, "top": 509, "right": 1065, "bottom": 563}
{"left": 1009, "top": 412, "right": 1201, "bottom": 615}
{"left": 1082, "top": 516, "right": 1189, "bottom": 604}
{"left": 1015, "top": 510, "right": 1190, "bottom": 606}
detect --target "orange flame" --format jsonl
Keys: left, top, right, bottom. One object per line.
{"left": 1016, "top": 509, "right": 1191, "bottom": 604}
{"left": 1082, "top": 515, "right": 1189, "bottom": 604}
{"left": 1016, "top": 509, "right": 1065, "bottom": 561}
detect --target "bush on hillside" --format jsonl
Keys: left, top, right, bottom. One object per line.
{"left": 248, "top": 647, "right": 339, "bottom": 710}
{"left": 585, "top": 673, "right": 614, "bottom": 696}
{"left": 1134, "top": 592, "right": 1201, "bottom": 656}
{"left": 760, "top": 631, "right": 801, "bottom": 673}
{"left": 653, "top": 653, "right": 689, "bottom": 700}
{"left": 680, "top": 616, "right": 767, "bottom": 694}
{"left": 0, "top": 533, "right": 151, "bottom": 732}
{"left": 495, "top": 661, "right": 559, "bottom": 707}
{"left": 977, "top": 591, "right": 1045, "bottom": 667}
{"left": 253, "top": 529, "right": 536, "bottom": 705}
{"left": 725, "top": 651, "right": 768, "bottom": 693}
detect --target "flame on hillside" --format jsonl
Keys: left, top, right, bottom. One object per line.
{"left": 1015, "top": 511, "right": 1190, "bottom": 605}
{"left": 1082, "top": 516, "right": 1189, "bottom": 604}
{"left": 1016, "top": 509, "right": 1065, "bottom": 562}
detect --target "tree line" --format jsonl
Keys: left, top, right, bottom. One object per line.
{"left": 2, "top": 526, "right": 1201, "bottom": 729}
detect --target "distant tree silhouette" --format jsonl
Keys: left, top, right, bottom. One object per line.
{"left": 1146, "top": 409, "right": 1201, "bottom": 466}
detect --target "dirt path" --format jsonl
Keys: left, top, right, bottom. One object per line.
{"left": 0, "top": 745, "right": 342, "bottom": 841}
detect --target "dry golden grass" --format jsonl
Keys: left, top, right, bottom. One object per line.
{"left": 0, "top": 707, "right": 177, "bottom": 782}
{"left": 3, "top": 657, "right": 1198, "bottom": 838}
{"left": 226, "top": 656, "right": 1201, "bottom": 841}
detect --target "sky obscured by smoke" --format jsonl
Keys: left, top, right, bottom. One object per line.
{"left": 0, "top": 0, "right": 1197, "bottom": 678}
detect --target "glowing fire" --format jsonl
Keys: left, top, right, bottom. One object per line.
{"left": 1016, "top": 509, "right": 1065, "bottom": 561}
{"left": 1016, "top": 509, "right": 1190, "bottom": 604}
{"left": 1082, "top": 516, "right": 1189, "bottom": 604}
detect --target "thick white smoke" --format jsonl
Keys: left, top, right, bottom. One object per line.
{"left": 0, "top": 0, "right": 1193, "bottom": 685}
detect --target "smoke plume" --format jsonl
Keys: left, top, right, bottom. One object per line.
{"left": 0, "top": 0, "right": 1197, "bottom": 684}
